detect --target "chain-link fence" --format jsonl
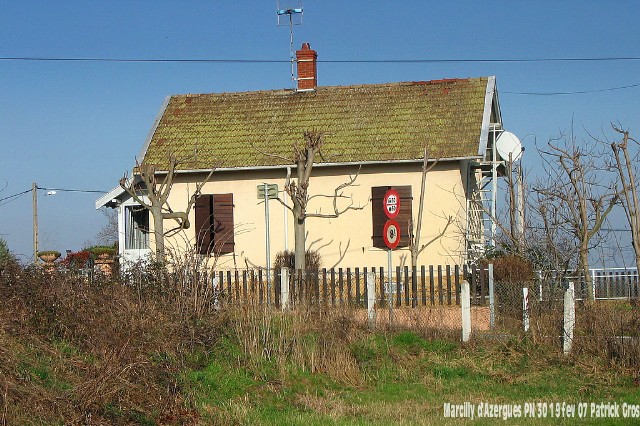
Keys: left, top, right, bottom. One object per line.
{"left": 209, "top": 264, "right": 640, "bottom": 364}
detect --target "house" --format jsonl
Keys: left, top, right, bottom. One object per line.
{"left": 96, "top": 43, "right": 506, "bottom": 270}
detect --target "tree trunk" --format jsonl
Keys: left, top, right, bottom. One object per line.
{"left": 578, "top": 244, "right": 593, "bottom": 301}
{"left": 294, "top": 215, "right": 306, "bottom": 275}
{"left": 151, "top": 205, "right": 165, "bottom": 261}
{"left": 635, "top": 253, "right": 640, "bottom": 297}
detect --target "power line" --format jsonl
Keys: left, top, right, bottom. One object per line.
{"left": 2, "top": 55, "right": 640, "bottom": 64}
{"left": 0, "top": 189, "right": 31, "bottom": 204}
{"left": 0, "top": 186, "right": 107, "bottom": 206}
{"left": 5, "top": 54, "right": 640, "bottom": 96}
{"left": 39, "top": 187, "right": 107, "bottom": 194}
{"left": 503, "top": 82, "right": 640, "bottom": 96}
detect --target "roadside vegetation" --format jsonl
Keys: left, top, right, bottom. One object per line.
{"left": 1, "top": 255, "right": 639, "bottom": 425}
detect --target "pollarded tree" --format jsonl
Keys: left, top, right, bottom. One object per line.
{"left": 257, "top": 130, "right": 364, "bottom": 274}
{"left": 120, "top": 154, "right": 214, "bottom": 261}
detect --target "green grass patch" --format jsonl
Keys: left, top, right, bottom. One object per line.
{"left": 182, "top": 328, "right": 640, "bottom": 425}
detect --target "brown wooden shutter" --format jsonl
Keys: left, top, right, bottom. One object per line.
{"left": 371, "top": 186, "right": 412, "bottom": 249}
{"left": 212, "top": 193, "right": 235, "bottom": 255}
{"left": 195, "top": 194, "right": 214, "bottom": 255}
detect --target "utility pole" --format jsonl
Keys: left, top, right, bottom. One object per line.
{"left": 32, "top": 182, "right": 38, "bottom": 262}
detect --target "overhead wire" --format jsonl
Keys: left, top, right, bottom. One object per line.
{"left": 0, "top": 189, "right": 31, "bottom": 207}
{"left": 39, "top": 187, "right": 107, "bottom": 194}
{"left": 502, "top": 82, "right": 640, "bottom": 96}
{"left": 0, "top": 189, "right": 31, "bottom": 204}
{"left": 2, "top": 55, "right": 640, "bottom": 64}
{"left": 0, "top": 186, "right": 107, "bottom": 208}
{"left": 3, "top": 55, "right": 640, "bottom": 96}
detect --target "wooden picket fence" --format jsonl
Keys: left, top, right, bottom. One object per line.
{"left": 212, "top": 264, "right": 490, "bottom": 309}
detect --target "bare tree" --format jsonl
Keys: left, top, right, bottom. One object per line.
{"left": 120, "top": 154, "right": 214, "bottom": 261}
{"left": 408, "top": 148, "right": 453, "bottom": 269}
{"left": 610, "top": 125, "right": 640, "bottom": 287}
{"left": 533, "top": 135, "right": 618, "bottom": 300}
{"left": 256, "top": 131, "right": 364, "bottom": 273}
{"left": 95, "top": 208, "right": 118, "bottom": 246}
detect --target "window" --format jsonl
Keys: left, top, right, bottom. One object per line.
{"left": 195, "top": 193, "right": 235, "bottom": 255}
{"left": 124, "top": 205, "right": 149, "bottom": 250}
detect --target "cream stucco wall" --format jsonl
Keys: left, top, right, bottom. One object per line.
{"left": 157, "top": 161, "right": 470, "bottom": 269}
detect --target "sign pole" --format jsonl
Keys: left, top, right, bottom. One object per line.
{"left": 387, "top": 248, "right": 394, "bottom": 323}
{"left": 263, "top": 183, "right": 271, "bottom": 305}
{"left": 382, "top": 188, "right": 401, "bottom": 324}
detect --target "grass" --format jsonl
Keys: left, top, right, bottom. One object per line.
{"left": 182, "top": 322, "right": 640, "bottom": 425}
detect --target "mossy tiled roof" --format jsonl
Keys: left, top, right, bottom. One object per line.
{"left": 142, "top": 77, "right": 490, "bottom": 170}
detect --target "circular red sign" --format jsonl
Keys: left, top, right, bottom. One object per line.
{"left": 383, "top": 219, "right": 401, "bottom": 249}
{"left": 383, "top": 189, "right": 400, "bottom": 219}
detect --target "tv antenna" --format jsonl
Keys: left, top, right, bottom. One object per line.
{"left": 277, "top": 0, "right": 304, "bottom": 83}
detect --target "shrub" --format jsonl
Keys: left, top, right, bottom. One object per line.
{"left": 60, "top": 250, "right": 91, "bottom": 269}
{"left": 491, "top": 254, "right": 535, "bottom": 285}
{"left": 37, "top": 250, "right": 61, "bottom": 257}
{"left": 87, "top": 245, "right": 117, "bottom": 257}
{"left": 273, "top": 249, "right": 322, "bottom": 272}
{"left": 0, "top": 237, "right": 16, "bottom": 271}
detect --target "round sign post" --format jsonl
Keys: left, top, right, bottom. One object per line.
{"left": 383, "top": 189, "right": 400, "bottom": 219}
{"left": 383, "top": 219, "right": 401, "bottom": 250}
{"left": 382, "top": 189, "right": 401, "bottom": 323}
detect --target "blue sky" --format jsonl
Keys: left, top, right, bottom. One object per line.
{"left": 1, "top": 1, "right": 639, "bottom": 262}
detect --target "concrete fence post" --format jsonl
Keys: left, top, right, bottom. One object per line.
{"left": 488, "top": 263, "right": 495, "bottom": 329}
{"left": 366, "top": 271, "right": 376, "bottom": 328}
{"left": 563, "top": 282, "right": 575, "bottom": 355}
{"left": 522, "top": 287, "right": 530, "bottom": 332}
{"left": 461, "top": 280, "right": 471, "bottom": 342}
{"left": 281, "top": 267, "right": 290, "bottom": 311}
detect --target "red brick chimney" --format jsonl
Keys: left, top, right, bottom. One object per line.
{"left": 295, "top": 42, "right": 317, "bottom": 91}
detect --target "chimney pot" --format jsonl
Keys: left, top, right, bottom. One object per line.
{"left": 295, "top": 42, "right": 317, "bottom": 91}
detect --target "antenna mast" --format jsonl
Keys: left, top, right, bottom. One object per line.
{"left": 277, "top": 1, "right": 304, "bottom": 84}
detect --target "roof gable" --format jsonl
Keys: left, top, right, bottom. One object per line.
{"left": 142, "top": 77, "right": 495, "bottom": 170}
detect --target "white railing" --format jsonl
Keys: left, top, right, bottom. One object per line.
{"left": 537, "top": 267, "right": 639, "bottom": 300}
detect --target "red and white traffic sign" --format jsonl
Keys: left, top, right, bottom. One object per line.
{"left": 383, "top": 189, "right": 400, "bottom": 219}
{"left": 383, "top": 219, "right": 401, "bottom": 249}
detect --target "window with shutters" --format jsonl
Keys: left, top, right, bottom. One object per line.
{"left": 195, "top": 193, "right": 235, "bottom": 255}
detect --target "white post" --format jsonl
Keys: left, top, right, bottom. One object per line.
{"left": 563, "top": 282, "right": 575, "bottom": 355}
{"left": 281, "top": 267, "right": 290, "bottom": 311}
{"left": 488, "top": 263, "right": 495, "bottom": 329}
{"left": 366, "top": 271, "right": 376, "bottom": 328}
{"left": 522, "top": 287, "right": 530, "bottom": 332}
{"left": 461, "top": 280, "right": 471, "bottom": 342}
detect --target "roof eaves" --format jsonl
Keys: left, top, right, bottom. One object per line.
{"left": 95, "top": 184, "right": 127, "bottom": 209}
{"left": 478, "top": 76, "right": 496, "bottom": 158}
{"left": 151, "top": 155, "right": 483, "bottom": 175}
